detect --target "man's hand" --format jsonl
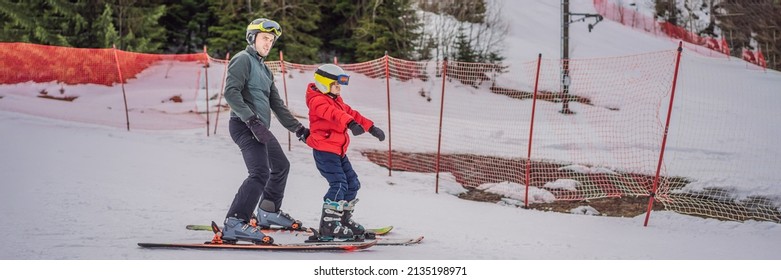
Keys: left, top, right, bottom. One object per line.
{"left": 245, "top": 116, "right": 273, "bottom": 144}
{"left": 296, "top": 126, "right": 310, "bottom": 142}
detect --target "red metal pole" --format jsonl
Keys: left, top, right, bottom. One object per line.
{"left": 385, "top": 52, "right": 392, "bottom": 176}
{"left": 112, "top": 44, "right": 130, "bottom": 131}
{"left": 525, "top": 54, "right": 543, "bottom": 209}
{"left": 644, "top": 42, "right": 684, "bottom": 227}
{"left": 204, "top": 45, "right": 210, "bottom": 137}
{"left": 214, "top": 52, "right": 230, "bottom": 135}
{"left": 435, "top": 58, "right": 448, "bottom": 194}
{"left": 280, "top": 51, "right": 291, "bottom": 151}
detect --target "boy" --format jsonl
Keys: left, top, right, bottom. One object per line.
{"left": 304, "top": 64, "right": 385, "bottom": 241}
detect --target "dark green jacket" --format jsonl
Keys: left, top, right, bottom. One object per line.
{"left": 223, "top": 45, "right": 302, "bottom": 132}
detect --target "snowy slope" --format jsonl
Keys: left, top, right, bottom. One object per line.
{"left": 1, "top": 0, "right": 780, "bottom": 266}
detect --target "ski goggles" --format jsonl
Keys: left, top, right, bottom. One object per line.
{"left": 248, "top": 20, "right": 282, "bottom": 37}
{"left": 315, "top": 69, "right": 350, "bottom": 86}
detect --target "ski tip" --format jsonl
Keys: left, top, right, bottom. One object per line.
{"left": 370, "top": 226, "right": 393, "bottom": 235}
{"left": 210, "top": 221, "right": 221, "bottom": 233}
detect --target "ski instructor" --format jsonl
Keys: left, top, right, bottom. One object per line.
{"left": 221, "top": 18, "right": 310, "bottom": 244}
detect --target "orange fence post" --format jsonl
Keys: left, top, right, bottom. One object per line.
{"left": 644, "top": 42, "right": 684, "bottom": 227}
{"left": 385, "top": 51, "right": 393, "bottom": 176}
{"left": 204, "top": 45, "right": 210, "bottom": 137}
{"left": 435, "top": 57, "right": 448, "bottom": 194}
{"left": 280, "top": 51, "right": 292, "bottom": 151}
{"left": 214, "top": 52, "right": 230, "bottom": 135}
{"left": 112, "top": 44, "right": 130, "bottom": 131}
{"left": 525, "top": 54, "right": 543, "bottom": 209}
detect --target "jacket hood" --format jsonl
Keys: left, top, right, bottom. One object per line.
{"left": 306, "top": 82, "right": 339, "bottom": 103}
{"left": 305, "top": 83, "right": 321, "bottom": 103}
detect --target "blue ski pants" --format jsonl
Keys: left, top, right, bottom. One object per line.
{"left": 313, "top": 150, "right": 360, "bottom": 202}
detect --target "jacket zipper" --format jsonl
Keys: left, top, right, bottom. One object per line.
{"left": 332, "top": 97, "right": 349, "bottom": 157}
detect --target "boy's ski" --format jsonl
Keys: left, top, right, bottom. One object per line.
{"left": 303, "top": 228, "right": 423, "bottom": 246}
{"left": 375, "top": 236, "right": 425, "bottom": 246}
{"left": 185, "top": 224, "right": 394, "bottom": 236}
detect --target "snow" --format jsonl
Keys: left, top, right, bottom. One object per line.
{"left": 1, "top": 0, "right": 781, "bottom": 278}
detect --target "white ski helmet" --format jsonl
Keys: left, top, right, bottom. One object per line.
{"left": 313, "top": 64, "right": 350, "bottom": 93}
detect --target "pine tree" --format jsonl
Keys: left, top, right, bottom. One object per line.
{"left": 258, "top": 0, "right": 322, "bottom": 63}
{"left": 207, "top": 0, "right": 322, "bottom": 62}
{"left": 205, "top": 0, "right": 247, "bottom": 58}
{"left": 0, "top": 0, "right": 89, "bottom": 47}
{"left": 319, "top": 0, "right": 361, "bottom": 62}
{"left": 160, "top": 0, "right": 212, "bottom": 53}
{"left": 353, "top": 0, "right": 421, "bottom": 61}
{"left": 113, "top": 2, "right": 166, "bottom": 53}
{"left": 453, "top": 25, "right": 476, "bottom": 62}
{"left": 93, "top": 3, "right": 119, "bottom": 48}
{"left": 0, "top": 0, "right": 41, "bottom": 43}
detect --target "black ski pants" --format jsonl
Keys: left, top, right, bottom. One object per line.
{"left": 226, "top": 117, "right": 290, "bottom": 222}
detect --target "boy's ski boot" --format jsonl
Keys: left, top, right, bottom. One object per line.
{"left": 308, "top": 199, "right": 361, "bottom": 242}
{"left": 343, "top": 199, "right": 375, "bottom": 239}
{"left": 221, "top": 217, "right": 273, "bottom": 245}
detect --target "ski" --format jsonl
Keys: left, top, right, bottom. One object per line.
{"left": 184, "top": 223, "right": 420, "bottom": 246}
{"left": 186, "top": 224, "right": 394, "bottom": 236}
{"left": 302, "top": 228, "right": 423, "bottom": 246}
{"left": 141, "top": 221, "right": 378, "bottom": 251}
{"left": 138, "top": 240, "right": 377, "bottom": 251}
{"left": 375, "top": 236, "right": 425, "bottom": 246}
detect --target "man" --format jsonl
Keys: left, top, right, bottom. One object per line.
{"left": 221, "top": 18, "right": 310, "bottom": 244}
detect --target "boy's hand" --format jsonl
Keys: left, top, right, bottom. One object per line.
{"left": 347, "top": 120, "right": 365, "bottom": 136}
{"left": 369, "top": 126, "right": 385, "bottom": 141}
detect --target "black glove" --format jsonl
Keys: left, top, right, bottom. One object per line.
{"left": 347, "top": 120, "right": 365, "bottom": 136}
{"left": 295, "top": 126, "right": 310, "bottom": 142}
{"left": 368, "top": 126, "right": 385, "bottom": 141}
{"left": 245, "top": 116, "right": 273, "bottom": 144}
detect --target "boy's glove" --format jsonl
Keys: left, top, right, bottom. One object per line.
{"left": 245, "top": 116, "right": 273, "bottom": 144}
{"left": 295, "top": 126, "right": 310, "bottom": 142}
{"left": 347, "top": 120, "right": 365, "bottom": 136}
{"left": 368, "top": 126, "right": 385, "bottom": 141}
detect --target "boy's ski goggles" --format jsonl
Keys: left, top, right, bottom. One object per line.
{"left": 248, "top": 20, "right": 282, "bottom": 37}
{"left": 315, "top": 69, "right": 350, "bottom": 86}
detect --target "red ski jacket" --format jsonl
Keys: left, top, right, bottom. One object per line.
{"left": 305, "top": 83, "right": 374, "bottom": 156}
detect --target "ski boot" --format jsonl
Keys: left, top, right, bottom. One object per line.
{"left": 256, "top": 209, "right": 303, "bottom": 230}
{"left": 309, "top": 199, "right": 360, "bottom": 242}
{"left": 343, "top": 198, "right": 375, "bottom": 239}
{"left": 221, "top": 217, "right": 273, "bottom": 245}
{"left": 254, "top": 199, "right": 303, "bottom": 230}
